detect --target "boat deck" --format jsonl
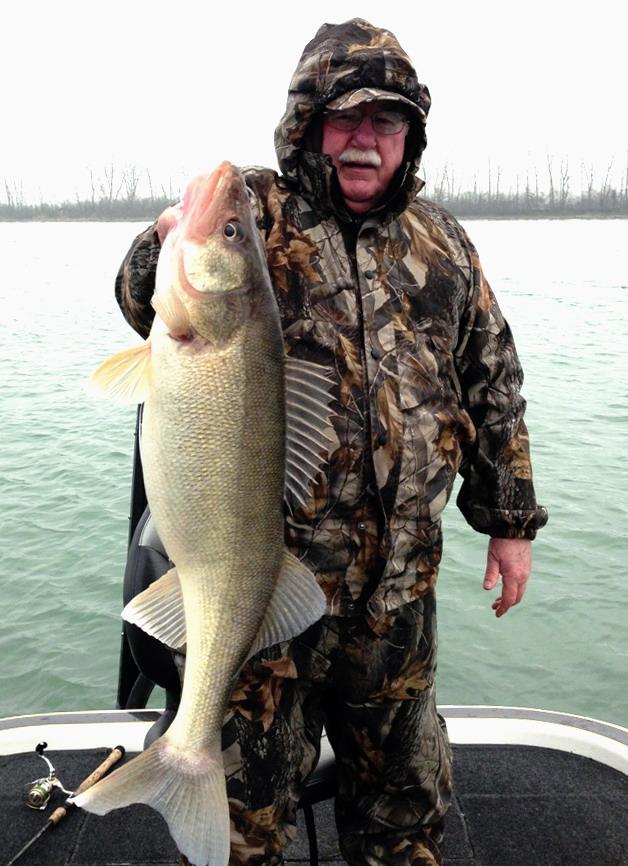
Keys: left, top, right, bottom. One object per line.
{"left": 2, "top": 741, "right": 627, "bottom": 866}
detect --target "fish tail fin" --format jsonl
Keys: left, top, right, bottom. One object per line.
{"left": 72, "top": 737, "right": 230, "bottom": 866}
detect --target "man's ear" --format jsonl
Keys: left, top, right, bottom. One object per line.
{"left": 404, "top": 121, "right": 427, "bottom": 165}
{"left": 303, "top": 116, "right": 323, "bottom": 154}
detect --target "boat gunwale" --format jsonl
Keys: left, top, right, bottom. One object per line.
{"left": 1, "top": 706, "right": 627, "bottom": 772}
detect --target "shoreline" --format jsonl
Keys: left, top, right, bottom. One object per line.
{"left": 1, "top": 211, "right": 627, "bottom": 223}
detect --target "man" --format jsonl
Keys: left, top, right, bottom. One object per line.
{"left": 116, "top": 18, "right": 547, "bottom": 866}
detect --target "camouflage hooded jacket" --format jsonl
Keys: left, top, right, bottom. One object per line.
{"left": 116, "top": 19, "right": 547, "bottom": 618}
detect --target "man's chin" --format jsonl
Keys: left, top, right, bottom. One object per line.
{"left": 338, "top": 178, "right": 380, "bottom": 211}
{"left": 342, "top": 193, "right": 378, "bottom": 214}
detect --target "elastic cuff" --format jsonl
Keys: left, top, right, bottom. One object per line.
{"left": 460, "top": 505, "right": 548, "bottom": 540}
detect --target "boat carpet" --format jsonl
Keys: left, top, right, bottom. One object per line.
{"left": 1, "top": 744, "right": 626, "bottom": 865}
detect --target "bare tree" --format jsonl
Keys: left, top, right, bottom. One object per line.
{"left": 600, "top": 160, "right": 614, "bottom": 207}
{"left": 146, "top": 169, "right": 155, "bottom": 203}
{"left": 3, "top": 178, "right": 24, "bottom": 208}
{"left": 98, "top": 163, "right": 124, "bottom": 203}
{"left": 448, "top": 166, "right": 456, "bottom": 200}
{"left": 582, "top": 163, "right": 595, "bottom": 205}
{"left": 559, "top": 158, "right": 570, "bottom": 209}
{"left": 122, "top": 165, "right": 140, "bottom": 202}
{"left": 89, "top": 169, "right": 96, "bottom": 205}
{"left": 546, "top": 156, "right": 555, "bottom": 208}
{"left": 435, "top": 163, "right": 449, "bottom": 202}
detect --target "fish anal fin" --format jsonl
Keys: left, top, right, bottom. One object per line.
{"left": 122, "top": 567, "right": 186, "bottom": 651}
{"left": 248, "top": 549, "right": 326, "bottom": 658}
{"left": 90, "top": 342, "right": 151, "bottom": 405}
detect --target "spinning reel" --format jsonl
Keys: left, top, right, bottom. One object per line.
{"left": 23, "top": 743, "right": 73, "bottom": 810}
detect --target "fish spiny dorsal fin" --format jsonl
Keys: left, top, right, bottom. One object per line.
{"left": 89, "top": 342, "right": 151, "bottom": 405}
{"left": 122, "top": 567, "right": 186, "bottom": 651}
{"left": 247, "top": 549, "right": 326, "bottom": 658}
{"left": 284, "top": 358, "right": 336, "bottom": 513}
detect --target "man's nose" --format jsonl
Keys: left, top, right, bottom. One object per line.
{"left": 350, "top": 115, "right": 377, "bottom": 147}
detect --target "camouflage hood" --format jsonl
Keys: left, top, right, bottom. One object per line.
{"left": 274, "top": 18, "right": 431, "bottom": 218}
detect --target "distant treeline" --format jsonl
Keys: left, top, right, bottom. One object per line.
{"left": 0, "top": 197, "right": 172, "bottom": 222}
{"left": 0, "top": 167, "right": 173, "bottom": 222}
{"left": 2, "top": 160, "right": 627, "bottom": 220}
{"left": 2, "top": 189, "right": 627, "bottom": 221}
{"left": 425, "top": 158, "right": 628, "bottom": 217}
{"left": 428, "top": 187, "right": 628, "bottom": 218}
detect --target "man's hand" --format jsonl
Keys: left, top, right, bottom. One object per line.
{"left": 156, "top": 202, "right": 184, "bottom": 244}
{"left": 483, "top": 538, "right": 532, "bottom": 618}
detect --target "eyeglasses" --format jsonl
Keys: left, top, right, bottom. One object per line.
{"left": 324, "top": 107, "right": 409, "bottom": 135}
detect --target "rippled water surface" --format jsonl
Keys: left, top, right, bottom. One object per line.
{"left": 1, "top": 219, "right": 626, "bottom": 726}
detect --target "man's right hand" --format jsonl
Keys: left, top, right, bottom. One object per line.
{"left": 156, "top": 202, "right": 184, "bottom": 244}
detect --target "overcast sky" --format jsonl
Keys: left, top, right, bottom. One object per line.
{"left": 3, "top": 0, "right": 626, "bottom": 202}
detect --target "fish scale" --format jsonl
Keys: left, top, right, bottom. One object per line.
{"left": 142, "top": 307, "right": 286, "bottom": 751}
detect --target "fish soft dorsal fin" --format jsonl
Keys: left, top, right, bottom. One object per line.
{"left": 122, "top": 567, "right": 186, "bottom": 651}
{"left": 284, "top": 357, "right": 336, "bottom": 512}
{"left": 90, "top": 342, "right": 152, "bottom": 405}
{"left": 247, "top": 549, "right": 326, "bottom": 658}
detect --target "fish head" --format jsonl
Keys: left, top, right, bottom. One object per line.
{"left": 154, "top": 162, "right": 276, "bottom": 346}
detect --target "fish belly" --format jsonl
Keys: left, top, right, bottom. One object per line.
{"left": 141, "top": 330, "right": 285, "bottom": 750}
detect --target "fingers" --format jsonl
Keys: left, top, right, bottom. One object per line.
{"left": 492, "top": 578, "right": 520, "bottom": 618}
{"left": 484, "top": 538, "right": 532, "bottom": 618}
{"left": 483, "top": 551, "right": 500, "bottom": 591}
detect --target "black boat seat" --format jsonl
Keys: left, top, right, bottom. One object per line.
{"left": 122, "top": 507, "right": 181, "bottom": 738}
{"left": 121, "top": 506, "right": 337, "bottom": 866}
{"left": 138, "top": 512, "right": 168, "bottom": 557}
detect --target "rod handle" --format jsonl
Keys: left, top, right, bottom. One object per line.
{"left": 50, "top": 745, "right": 126, "bottom": 825}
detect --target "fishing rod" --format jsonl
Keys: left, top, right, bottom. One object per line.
{"left": 5, "top": 743, "right": 125, "bottom": 866}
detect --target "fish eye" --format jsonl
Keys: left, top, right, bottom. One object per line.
{"left": 223, "top": 221, "right": 245, "bottom": 242}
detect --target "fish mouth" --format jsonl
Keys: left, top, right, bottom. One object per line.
{"left": 176, "top": 162, "right": 252, "bottom": 300}
{"left": 181, "top": 161, "right": 237, "bottom": 246}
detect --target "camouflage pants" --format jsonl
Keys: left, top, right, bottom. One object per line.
{"left": 185, "top": 591, "right": 452, "bottom": 866}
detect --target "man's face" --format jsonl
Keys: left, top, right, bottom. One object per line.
{"left": 321, "top": 101, "right": 409, "bottom": 214}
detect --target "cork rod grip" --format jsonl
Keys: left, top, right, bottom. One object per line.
{"left": 49, "top": 745, "right": 126, "bottom": 826}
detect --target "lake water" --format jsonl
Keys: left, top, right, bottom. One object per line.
{"left": 1, "top": 218, "right": 626, "bottom": 728}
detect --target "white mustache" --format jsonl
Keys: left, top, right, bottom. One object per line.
{"left": 338, "top": 148, "right": 381, "bottom": 168}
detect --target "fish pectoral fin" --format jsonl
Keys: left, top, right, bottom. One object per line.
{"left": 72, "top": 737, "right": 230, "bottom": 866}
{"left": 247, "top": 549, "right": 326, "bottom": 658}
{"left": 122, "top": 567, "right": 186, "bottom": 651}
{"left": 89, "top": 342, "right": 151, "bottom": 405}
{"left": 152, "top": 281, "right": 191, "bottom": 337}
{"left": 284, "top": 357, "right": 336, "bottom": 513}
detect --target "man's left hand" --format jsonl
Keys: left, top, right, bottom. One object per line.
{"left": 483, "top": 538, "right": 532, "bottom": 618}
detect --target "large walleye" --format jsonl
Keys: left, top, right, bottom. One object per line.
{"left": 73, "top": 162, "right": 332, "bottom": 866}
